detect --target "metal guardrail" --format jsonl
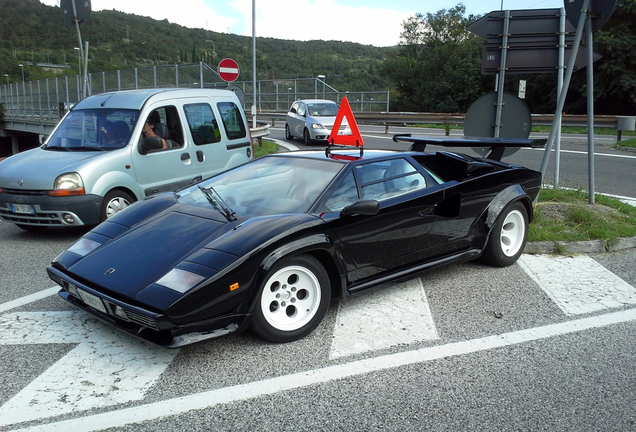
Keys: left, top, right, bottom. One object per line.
{"left": 259, "top": 111, "right": 621, "bottom": 132}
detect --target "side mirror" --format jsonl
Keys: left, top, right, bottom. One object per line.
{"left": 139, "top": 136, "right": 164, "bottom": 155}
{"left": 341, "top": 200, "right": 379, "bottom": 217}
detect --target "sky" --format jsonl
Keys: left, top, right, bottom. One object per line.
{"left": 39, "top": 0, "right": 567, "bottom": 47}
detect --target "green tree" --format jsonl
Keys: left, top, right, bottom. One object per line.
{"left": 384, "top": 4, "right": 491, "bottom": 112}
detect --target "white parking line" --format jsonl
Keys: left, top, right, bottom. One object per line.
{"left": 0, "top": 286, "right": 58, "bottom": 314}
{"left": 14, "top": 307, "right": 636, "bottom": 432}
{"left": 0, "top": 311, "right": 178, "bottom": 427}
{"left": 518, "top": 255, "right": 636, "bottom": 315}
{"left": 330, "top": 278, "right": 438, "bottom": 359}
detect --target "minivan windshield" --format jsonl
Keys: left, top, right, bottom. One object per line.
{"left": 45, "top": 109, "right": 140, "bottom": 151}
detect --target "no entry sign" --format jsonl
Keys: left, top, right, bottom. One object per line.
{"left": 218, "top": 58, "right": 240, "bottom": 82}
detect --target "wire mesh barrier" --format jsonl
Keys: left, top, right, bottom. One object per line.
{"left": 0, "top": 62, "right": 390, "bottom": 122}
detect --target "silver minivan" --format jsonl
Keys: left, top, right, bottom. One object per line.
{"left": 0, "top": 88, "right": 252, "bottom": 230}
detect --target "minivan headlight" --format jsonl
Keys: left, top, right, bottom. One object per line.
{"left": 311, "top": 123, "right": 324, "bottom": 129}
{"left": 50, "top": 173, "right": 85, "bottom": 196}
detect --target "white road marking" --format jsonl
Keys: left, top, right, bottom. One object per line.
{"left": 330, "top": 278, "right": 438, "bottom": 359}
{"left": 13, "top": 307, "right": 636, "bottom": 432}
{"left": 0, "top": 311, "right": 178, "bottom": 427}
{"left": 0, "top": 286, "right": 58, "bottom": 313}
{"left": 518, "top": 255, "right": 636, "bottom": 315}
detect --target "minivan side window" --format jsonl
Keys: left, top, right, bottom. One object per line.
{"left": 217, "top": 102, "right": 247, "bottom": 140}
{"left": 184, "top": 103, "right": 221, "bottom": 145}
{"left": 297, "top": 103, "right": 307, "bottom": 117}
{"left": 140, "top": 106, "right": 185, "bottom": 152}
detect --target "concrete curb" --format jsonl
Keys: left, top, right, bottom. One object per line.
{"left": 524, "top": 237, "right": 636, "bottom": 255}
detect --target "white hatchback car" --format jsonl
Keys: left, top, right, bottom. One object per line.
{"left": 285, "top": 99, "right": 350, "bottom": 145}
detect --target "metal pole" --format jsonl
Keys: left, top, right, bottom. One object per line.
{"left": 539, "top": 0, "right": 590, "bottom": 178}
{"left": 494, "top": 9, "right": 511, "bottom": 138}
{"left": 83, "top": 41, "right": 90, "bottom": 96}
{"left": 586, "top": 11, "right": 595, "bottom": 204}
{"left": 70, "top": 0, "right": 85, "bottom": 99}
{"left": 252, "top": 0, "right": 257, "bottom": 128}
{"left": 554, "top": 7, "right": 566, "bottom": 187}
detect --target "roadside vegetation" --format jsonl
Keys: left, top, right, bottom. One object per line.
{"left": 616, "top": 137, "right": 636, "bottom": 149}
{"left": 253, "top": 139, "right": 278, "bottom": 158}
{"left": 529, "top": 188, "right": 636, "bottom": 247}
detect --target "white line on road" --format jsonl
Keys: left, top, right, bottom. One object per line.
{"left": 0, "top": 311, "right": 178, "bottom": 427}
{"left": 330, "top": 278, "right": 438, "bottom": 359}
{"left": 14, "top": 307, "right": 636, "bottom": 432}
{"left": 518, "top": 255, "right": 636, "bottom": 315}
{"left": 0, "top": 286, "right": 58, "bottom": 314}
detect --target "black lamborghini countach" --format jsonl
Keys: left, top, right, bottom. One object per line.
{"left": 47, "top": 136, "right": 545, "bottom": 347}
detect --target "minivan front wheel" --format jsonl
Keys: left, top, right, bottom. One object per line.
{"left": 101, "top": 190, "right": 134, "bottom": 222}
{"left": 285, "top": 124, "right": 294, "bottom": 140}
{"left": 303, "top": 128, "right": 311, "bottom": 145}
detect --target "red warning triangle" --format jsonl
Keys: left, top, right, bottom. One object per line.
{"left": 328, "top": 97, "right": 364, "bottom": 147}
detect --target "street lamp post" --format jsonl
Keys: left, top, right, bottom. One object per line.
{"left": 18, "top": 64, "right": 24, "bottom": 82}
{"left": 74, "top": 47, "right": 81, "bottom": 76}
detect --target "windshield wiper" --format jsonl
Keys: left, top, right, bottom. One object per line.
{"left": 198, "top": 185, "right": 237, "bottom": 222}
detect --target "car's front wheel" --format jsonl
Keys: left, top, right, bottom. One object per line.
{"left": 252, "top": 254, "right": 330, "bottom": 343}
{"left": 285, "top": 124, "right": 294, "bottom": 140}
{"left": 303, "top": 128, "right": 312, "bottom": 145}
{"left": 101, "top": 190, "right": 134, "bottom": 222}
{"left": 480, "top": 201, "right": 528, "bottom": 267}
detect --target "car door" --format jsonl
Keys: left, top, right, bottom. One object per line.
{"left": 291, "top": 102, "right": 307, "bottom": 137}
{"left": 319, "top": 158, "right": 445, "bottom": 285}
{"left": 131, "top": 104, "right": 197, "bottom": 197}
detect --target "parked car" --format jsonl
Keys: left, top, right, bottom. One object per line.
{"left": 47, "top": 136, "right": 545, "bottom": 347}
{"left": 285, "top": 99, "right": 350, "bottom": 144}
{"left": 0, "top": 88, "right": 252, "bottom": 230}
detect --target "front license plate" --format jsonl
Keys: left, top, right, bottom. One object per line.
{"left": 78, "top": 289, "right": 108, "bottom": 314}
{"left": 10, "top": 203, "right": 34, "bottom": 214}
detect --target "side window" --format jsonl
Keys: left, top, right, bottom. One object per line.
{"left": 323, "top": 171, "right": 358, "bottom": 212}
{"left": 217, "top": 102, "right": 247, "bottom": 140}
{"left": 140, "top": 106, "right": 185, "bottom": 152}
{"left": 297, "top": 103, "right": 307, "bottom": 117}
{"left": 184, "top": 103, "right": 221, "bottom": 145}
{"left": 289, "top": 102, "right": 298, "bottom": 114}
{"left": 357, "top": 159, "right": 427, "bottom": 201}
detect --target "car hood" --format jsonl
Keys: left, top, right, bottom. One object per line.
{"left": 0, "top": 147, "right": 105, "bottom": 190}
{"left": 67, "top": 208, "right": 229, "bottom": 299}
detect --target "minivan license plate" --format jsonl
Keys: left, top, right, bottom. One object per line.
{"left": 10, "top": 203, "right": 34, "bottom": 214}
{"left": 78, "top": 289, "right": 107, "bottom": 314}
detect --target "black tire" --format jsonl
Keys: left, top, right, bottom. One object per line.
{"left": 303, "top": 128, "right": 312, "bottom": 145}
{"left": 16, "top": 224, "right": 48, "bottom": 232}
{"left": 480, "top": 201, "right": 528, "bottom": 267}
{"left": 101, "top": 190, "right": 134, "bottom": 222}
{"left": 285, "top": 124, "right": 294, "bottom": 140}
{"left": 251, "top": 254, "right": 330, "bottom": 343}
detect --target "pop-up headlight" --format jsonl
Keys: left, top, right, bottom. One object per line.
{"left": 67, "top": 238, "right": 102, "bottom": 256}
{"left": 156, "top": 269, "right": 205, "bottom": 294}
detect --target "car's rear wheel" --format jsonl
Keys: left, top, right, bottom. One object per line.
{"left": 252, "top": 254, "right": 330, "bottom": 343}
{"left": 303, "top": 128, "right": 311, "bottom": 145}
{"left": 101, "top": 190, "right": 134, "bottom": 222}
{"left": 285, "top": 124, "right": 294, "bottom": 140}
{"left": 480, "top": 201, "right": 528, "bottom": 267}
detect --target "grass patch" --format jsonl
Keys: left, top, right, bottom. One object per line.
{"left": 616, "top": 137, "right": 636, "bottom": 149}
{"left": 529, "top": 188, "right": 636, "bottom": 246}
{"left": 253, "top": 139, "right": 279, "bottom": 158}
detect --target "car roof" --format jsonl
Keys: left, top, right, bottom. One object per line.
{"left": 295, "top": 99, "right": 338, "bottom": 105}
{"left": 73, "top": 88, "right": 237, "bottom": 110}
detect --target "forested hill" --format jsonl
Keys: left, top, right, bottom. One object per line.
{"left": 0, "top": 0, "right": 392, "bottom": 92}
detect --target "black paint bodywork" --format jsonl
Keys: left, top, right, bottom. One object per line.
{"left": 47, "top": 137, "right": 544, "bottom": 347}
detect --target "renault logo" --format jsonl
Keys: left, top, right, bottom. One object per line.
{"left": 17, "top": 178, "right": 24, "bottom": 187}
{"left": 104, "top": 268, "right": 116, "bottom": 275}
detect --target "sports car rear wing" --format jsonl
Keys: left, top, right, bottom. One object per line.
{"left": 392, "top": 135, "right": 546, "bottom": 161}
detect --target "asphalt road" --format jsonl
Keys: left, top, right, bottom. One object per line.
{"left": 1, "top": 128, "right": 636, "bottom": 431}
